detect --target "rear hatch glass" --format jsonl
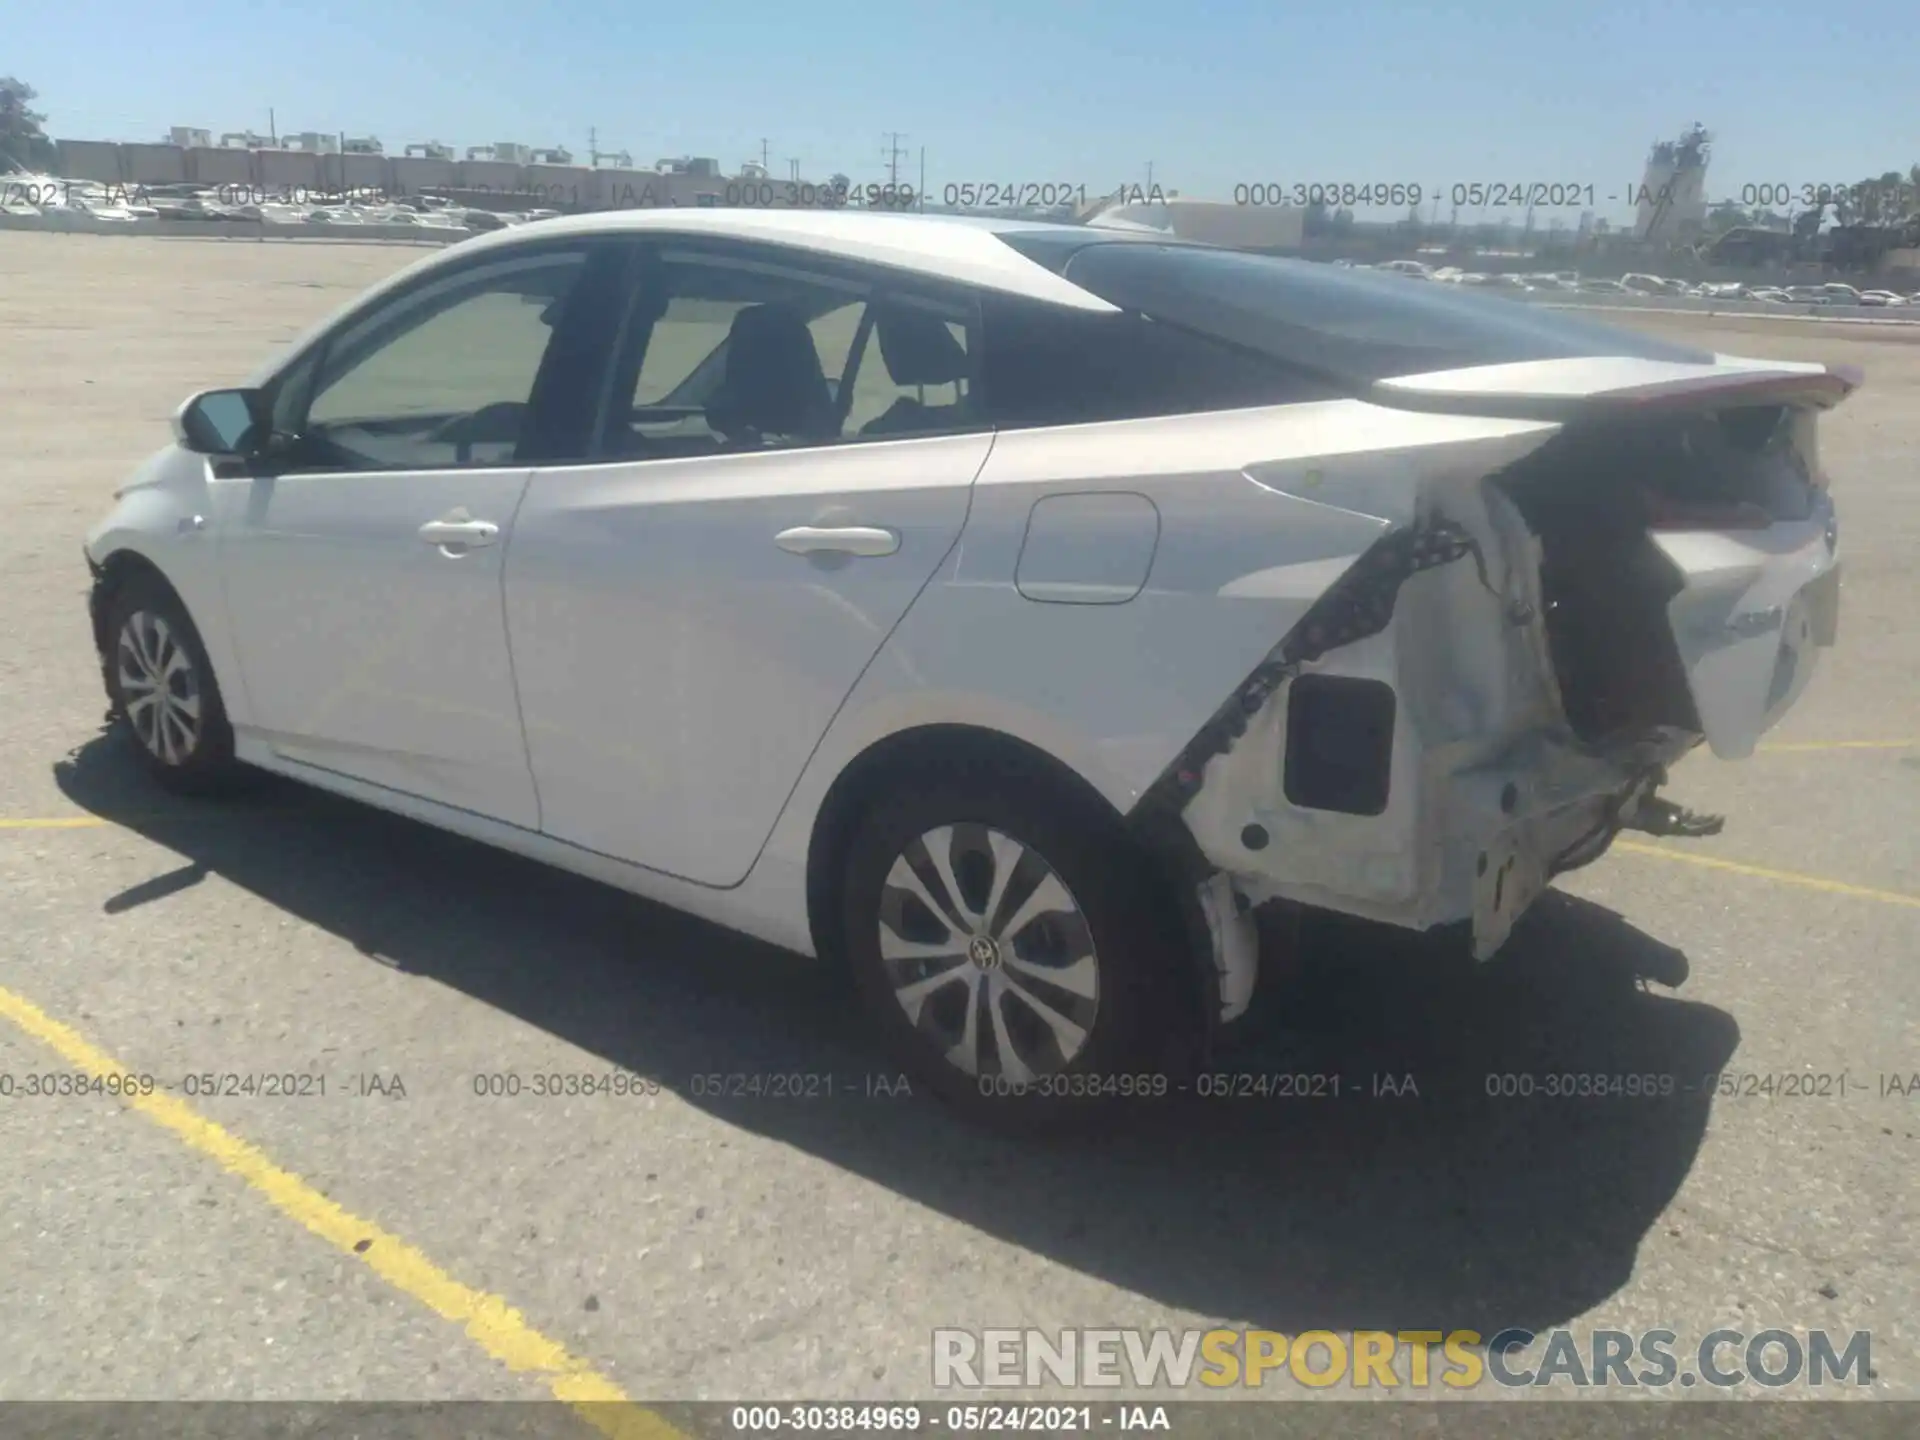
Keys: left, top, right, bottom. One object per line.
{"left": 1001, "top": 236, "right": 1714, "bottom": 385}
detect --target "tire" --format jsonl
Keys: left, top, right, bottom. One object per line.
{"left": 102, "top": 572, "right": 242, "bottom": 795}
{"left": 839, "top": 773, "right": 1189, "bottom": 1132}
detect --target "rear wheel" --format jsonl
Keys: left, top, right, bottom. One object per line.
{"left": 103, "top": 573, "right": 242, "bottom": 795}
{"left": 839, "top": 775, "right": 1187, "bottom": 1131}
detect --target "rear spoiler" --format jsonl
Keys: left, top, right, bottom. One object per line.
{"left": 1368, "top": 356, "right": 1864, "bottom": 422}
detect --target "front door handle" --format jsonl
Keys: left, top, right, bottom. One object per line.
{"left": 775, "top": 525, "right": 899, "bottom": 558}
{"left": 418, "top": 517, "right": 500, "bottom": 549}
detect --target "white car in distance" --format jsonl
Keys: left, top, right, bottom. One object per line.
{"left": 84, "top": 211, "right": 1855, "bottom": 1128}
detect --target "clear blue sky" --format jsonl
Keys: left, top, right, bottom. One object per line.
{"left": 13, "top": 0, "right": 1917, "bottom": 221}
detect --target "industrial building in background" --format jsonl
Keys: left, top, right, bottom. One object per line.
{"left": 1635, "top": 123, "right": 1711, "bottom": 243}
{"left": 49, "top": 127, "right": 846, "bottom": 211}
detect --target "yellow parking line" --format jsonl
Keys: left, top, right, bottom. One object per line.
{"left": 0, "top": 983, "right": 683, "bottom": 1440}
{"left": 0, "top": 816, "right": 109, "bottom": 829}
{"left": 1613, "top": 840, "right": 1920, "bottom": 909}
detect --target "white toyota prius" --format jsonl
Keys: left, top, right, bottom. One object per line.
{"left": 84, "top": 209, "right": 1853, "bottom": 1125}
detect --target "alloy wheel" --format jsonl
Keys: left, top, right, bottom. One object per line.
{"left": 876, "top": 824, "right": 1100, "bottom": 1081}
{"left": 117, "top": 610, "right": 202, "bottom": 766}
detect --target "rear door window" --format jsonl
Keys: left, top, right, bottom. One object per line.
{"left": 599, "top": 242, "right": 984, "bottom": 456}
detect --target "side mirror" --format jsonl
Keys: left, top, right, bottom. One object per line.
{"left": 173, "top": 388, "right": 267, "bottom": 456}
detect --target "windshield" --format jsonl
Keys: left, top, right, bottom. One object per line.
{"left": 1039, "top": 240, "right": 1715, "bottom": 384}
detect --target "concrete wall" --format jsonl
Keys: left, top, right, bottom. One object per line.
{"left": 54, "top": 140, "right": 124, "bottom": 183}
{"left": 188, "top": 147, "right": 253, "bottom": 185}
{"left": 122, "top": 143, "right": 188, "bottom": 185}
{"left": 460, "top": 159, "right": 523, "bottom": 193}
{"left": 257, "top": 149, "right": 322, "bottom": 189}
{"left": 1884, "top": 249, "right": 1920, "bottom": 283}
{"left": 595, "top": 169, "right": 659, "bottom": 208}
{"left": 391, "top": 155, "right": 458, "bottom": 193}
{"left": 524, "top": 163, "right": 596, "bottom": 206}
{"left": 336, "top": 151, "right": 389, "bottom": 191}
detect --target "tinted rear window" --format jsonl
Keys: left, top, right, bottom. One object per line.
{"left": 1023, "top": 240, "right": 1715, "bottom": 384}
{"left": 977, "top": 297, "right": 1340, "bottom": 429}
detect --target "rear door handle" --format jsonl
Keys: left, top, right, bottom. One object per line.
{"left": 418, "top": 518, "right": 500, "bottom": 549}
{"left": 775, "top": 525, "right": 900, "bottom": 558}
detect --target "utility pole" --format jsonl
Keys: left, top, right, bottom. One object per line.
{"left": 882, "top": 131, "right": 910, "bottom": 188}
{"left": 588, "top": 127, "right": 597, "bottom": 166}
{"left": 760, "top": 138, "right": 770, "bottom": 171}
{"left": 788, "top": 157, "right": 801, "bottom": 183}
{"left": 1146, "top": 159, "right": 1154, "bottom": 192}
{"left": 919, "top": 146, "right": 926, "bottom": 212}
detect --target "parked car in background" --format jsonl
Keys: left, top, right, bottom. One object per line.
{"left": 72, "top": 198, "right": 143, "bottom": 223}
{"left": 149, "top": 197, "right": 233, "bottom": 221}
{"left": 81, "top": 211, "right": 1856, "bottom": 1128}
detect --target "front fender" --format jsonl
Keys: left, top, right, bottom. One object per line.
{"left": 85, "top": 446, "right": 250, "bottom": 727}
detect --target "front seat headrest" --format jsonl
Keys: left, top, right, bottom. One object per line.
{"left": 872, "top": 306, "right": 971, "bottom": 387}
{"left": 707, "top": 303, "right": 835, "bottom": 441}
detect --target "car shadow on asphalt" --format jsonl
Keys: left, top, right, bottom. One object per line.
{"left": 57, "top": 729, "right": 1740, "bottom": 1339}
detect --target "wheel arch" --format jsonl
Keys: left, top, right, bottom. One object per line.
{"left": 805, "top": 725, "right": 1126, "bottom": 963}
{"left": 804, "top": 724, "right": 1213, "bottom": 1053}
{"left": 90, "top": 540, "right": 251, "bottom": 733}
{"left": 90, "top": 547, "right": 181, "bottom": 656}
{"left": 90, "top": 541, "right": 245, "bottom": 791}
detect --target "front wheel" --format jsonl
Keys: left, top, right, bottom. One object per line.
{"left": 839, "top": 775, "right": 1188, "bottom": 1131}
{"left": 103, "top": 572, "right": 242, "bottom": 795}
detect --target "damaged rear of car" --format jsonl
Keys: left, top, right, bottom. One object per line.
{"left": 1009, "top": 240, "right": 1857, "bottom": 998}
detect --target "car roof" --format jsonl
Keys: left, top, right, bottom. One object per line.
{"left": 440, "top": 208, "right": 1122, "bottom": 312}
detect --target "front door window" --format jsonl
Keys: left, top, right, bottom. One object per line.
{"left": 298, "top": 251, "right": 588, "bottom": 471}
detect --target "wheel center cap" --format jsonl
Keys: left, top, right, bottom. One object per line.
{"left": 967, "top": 935, "right": 1002, "bottom": 970}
